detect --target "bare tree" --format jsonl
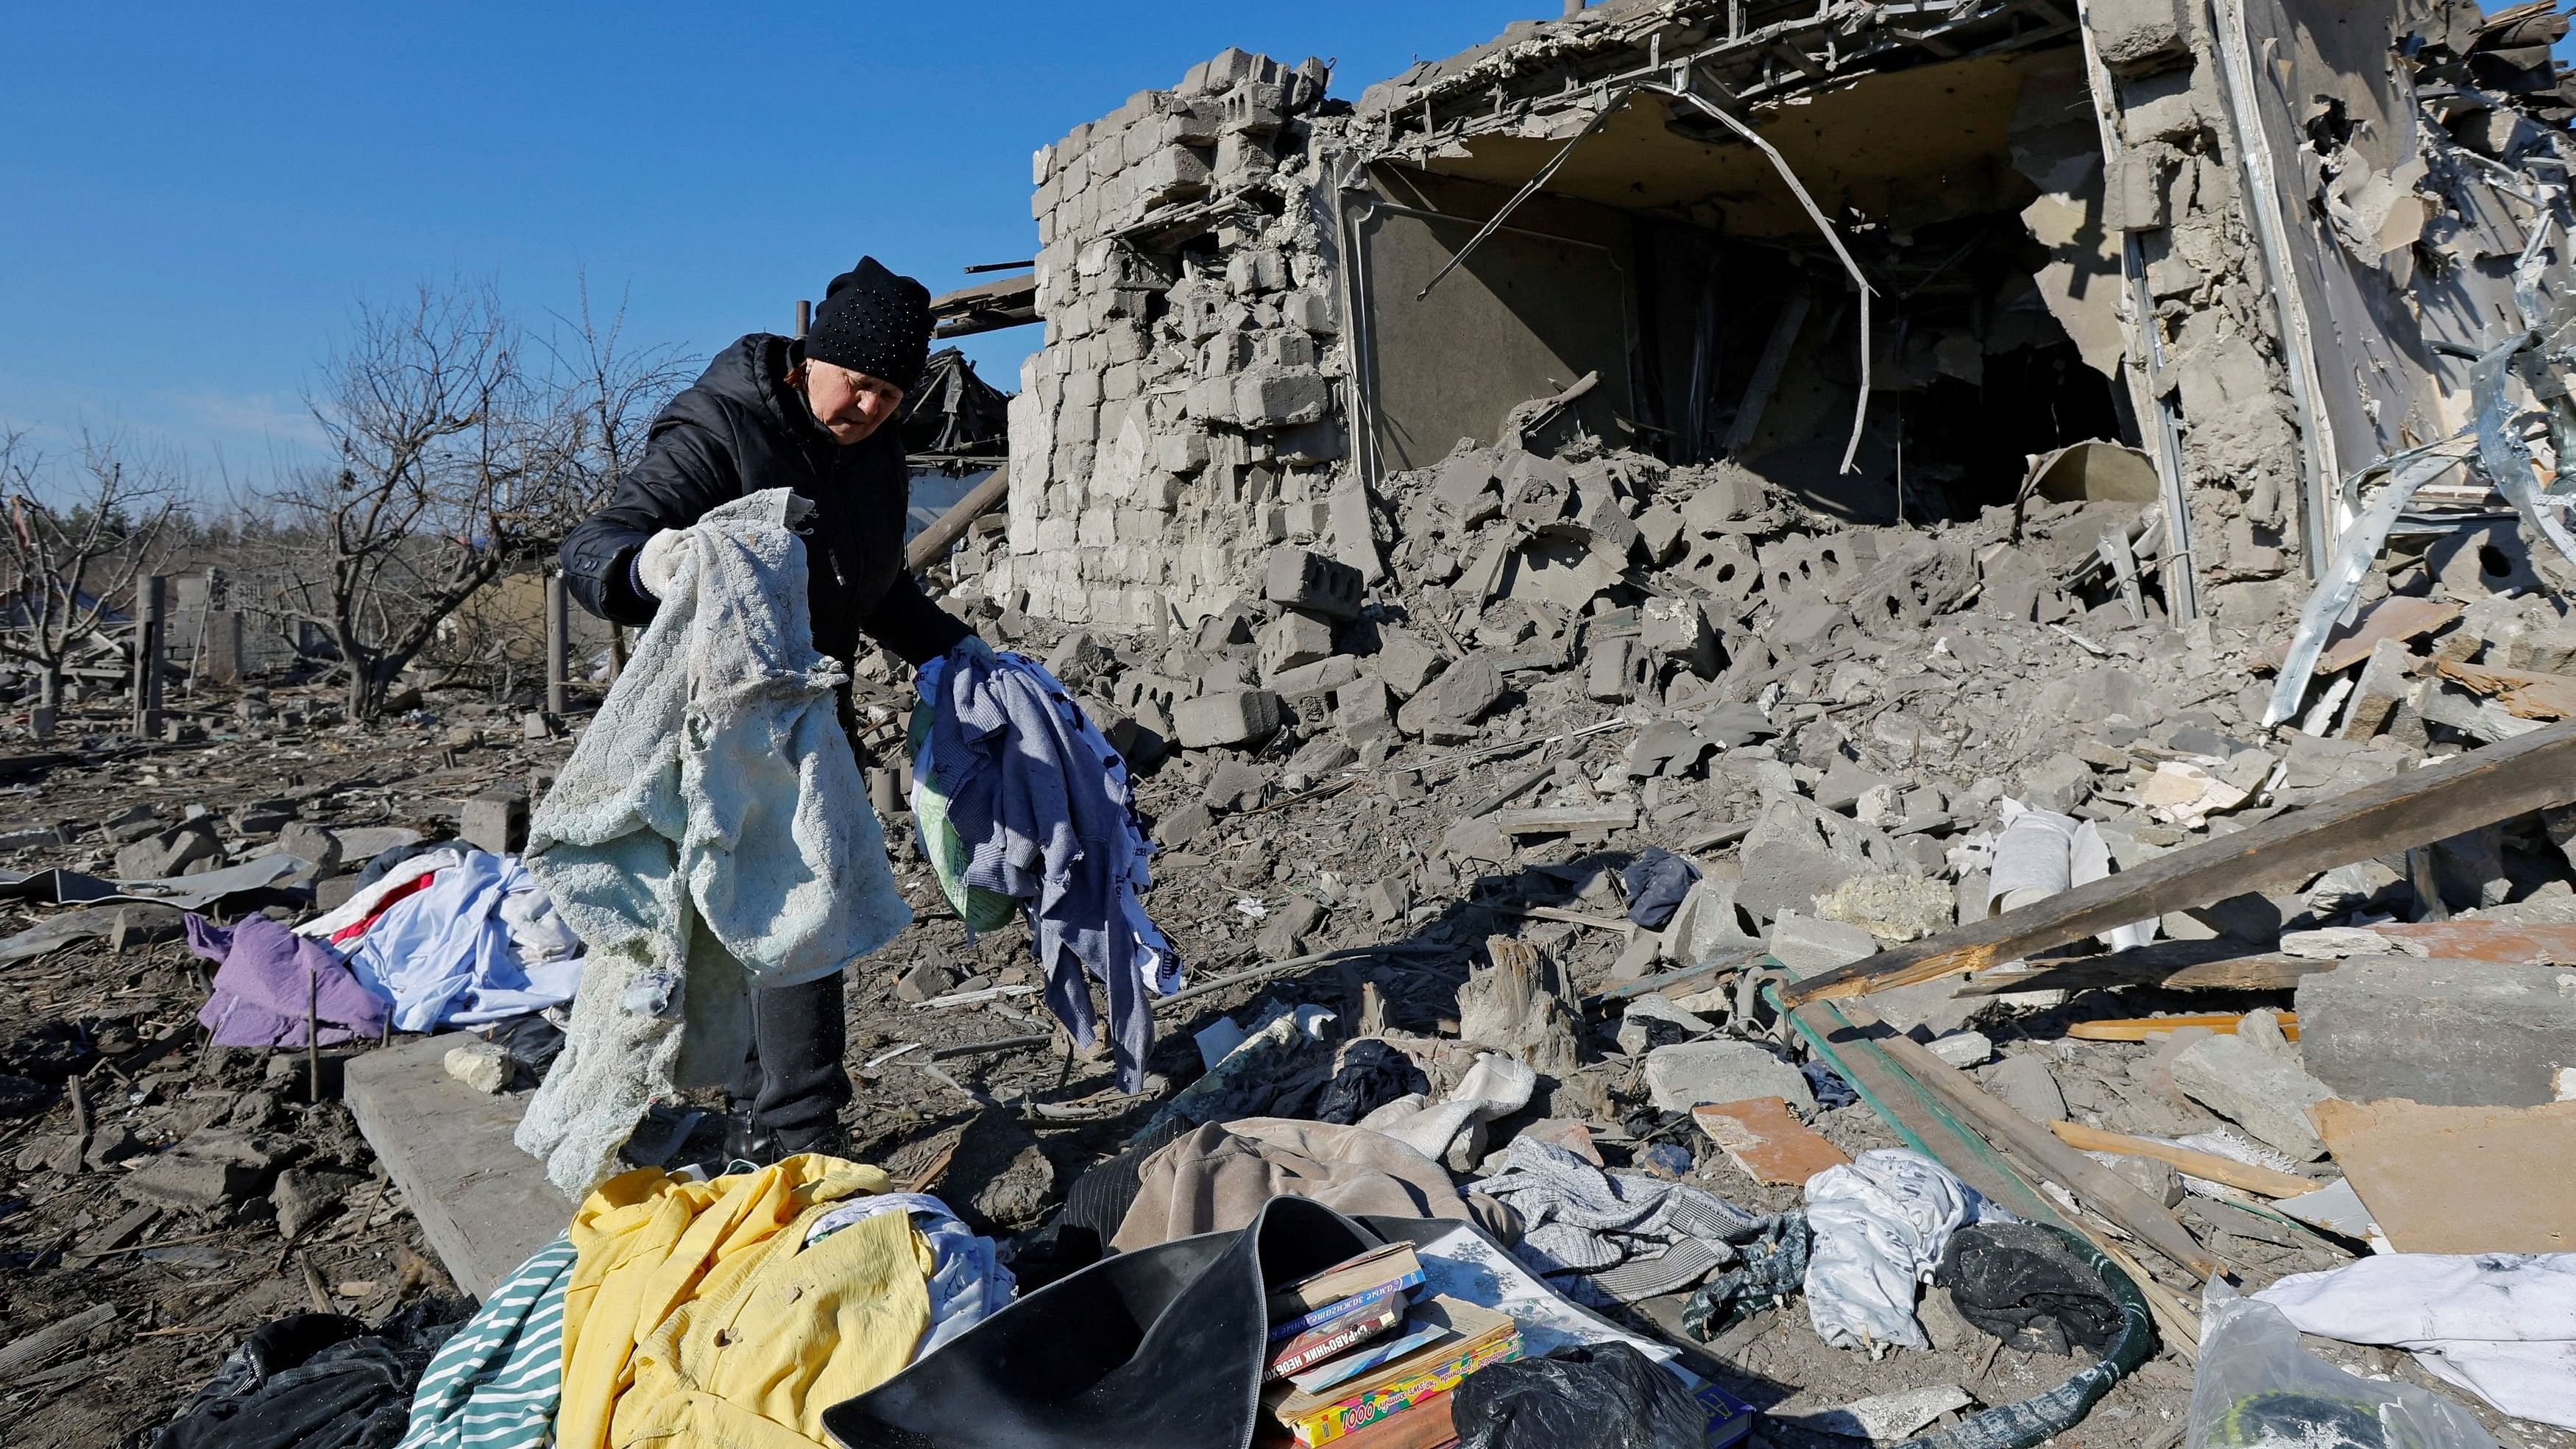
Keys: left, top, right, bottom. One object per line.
{"left": 0, "top": 431, "right": 182, "bottom": 738}
{"left": 262, "top": 279, "right": 687, "bottom": 719}
{"left": 538, "top": 274, "right": 694, "bottom": 528}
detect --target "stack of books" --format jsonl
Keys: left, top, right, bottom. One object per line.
{"left": 1260, "top": 1243, "right": 1523, "bottom": 1448}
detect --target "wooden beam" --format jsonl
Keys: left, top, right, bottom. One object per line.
{"left": 1780, "top": 722, "right": 2576, "bottom": 1007}
{"left": 1952, "top": 949, "right": 2326, "bottom": 996}
{"left": 2048, "top": 1121, "right": 2318, "bottom": 1199}
{"left": 2065, "top": 1012, "right": 2297, "bottom": 1042}
{"left": 903, "top": 466, "right": 1010, "bottom": 572}
{"left": 1488, "top": 804, "right": 1638, "bottom": 836}
{"left": 1807, "top": 993, "right": 2216, "bottom": 1276}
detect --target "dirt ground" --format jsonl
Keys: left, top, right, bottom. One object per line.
{"left": 2, "top": 663, "right": 2570, "bottom": 1449}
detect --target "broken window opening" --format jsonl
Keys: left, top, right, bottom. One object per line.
{"left": 1353, "top": 42, "right": 2138, "bottom": 526}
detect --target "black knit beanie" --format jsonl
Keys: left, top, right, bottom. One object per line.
{"left": 804, "top": 257, "right": 934, "bottom": 395}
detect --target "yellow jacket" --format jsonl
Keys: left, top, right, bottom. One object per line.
{"left": 559, "top": 1154, "right": 933, "bottom": 1449}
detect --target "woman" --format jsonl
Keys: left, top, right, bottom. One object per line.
{"left": 560, "top": 256, "right": 980, "bottom": 1161}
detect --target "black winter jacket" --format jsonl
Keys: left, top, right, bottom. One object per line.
{"left": 559, "top": 333, "right": 972, "bottom": 668}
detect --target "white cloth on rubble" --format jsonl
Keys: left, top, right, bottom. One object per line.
{"left": 1803, "top": 1148, "right": 1990, "bottom": 1350}
{"left": 301, "top": 850, "right": 464, "bottom": 940}
{"left": 1471, "top": 1134, "right": 1769, "bottom": 1306}
{"left": 302, "top": 848, "right": 579, "bottom": 971}
{"left": 1356, "top": 1052, "right": 1536, "bottom": 1170}
{"left": 2257, "top": 1253, "right": 2576, "bottom": 1429}
{"left": 1984, "top": 802, "right": 2154, "bottom": 950}
{"left": 514, "top": 489, "right": 910, "bottom": 1194}
{"left": 296, "top": 847, "right": 582, "bottom": 1029}
{"left": 344, "top": 851, "right": 583, "bottom": 1030}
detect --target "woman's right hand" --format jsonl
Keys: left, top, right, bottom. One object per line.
{"left": 635, "top": 529, "right": 688, "bottom": 599}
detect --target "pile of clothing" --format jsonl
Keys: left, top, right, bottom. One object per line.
{"left": 910, "top": 645, "right": 1178, "bottom": 1093}
{"left": 187, "top": 846, "right": 580, "bottom": 1049}
{"left": 394, "top": 1155, "right": 1011, "bottom": 1449}
{"left": 302, "top": 847, "right": 584, "bottom": 1031}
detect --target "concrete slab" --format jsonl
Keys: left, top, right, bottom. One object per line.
{"left": 347, "top": 1032, "right": 570, "bottom": 1300}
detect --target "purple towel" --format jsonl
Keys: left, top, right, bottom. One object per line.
{"left": 188, "top": 914, "right": 391, "bottom": 1047}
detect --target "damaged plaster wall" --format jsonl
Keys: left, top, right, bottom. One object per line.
{"left": 969, "top": 50, "right": 1376, "bottom": 629}
{"left": 2081, "top": 0, "right": 2313, "bottom": 619}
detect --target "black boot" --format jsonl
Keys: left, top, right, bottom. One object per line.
{"left": 722, "top": 971, "right": 854, "bottom": 1166}
{"left": 721, "top": 1105, "right": 849, "bottom": 1166}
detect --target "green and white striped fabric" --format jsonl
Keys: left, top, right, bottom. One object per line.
{"left": 397, "top": 1236, "right": 576, "bottom": 1449}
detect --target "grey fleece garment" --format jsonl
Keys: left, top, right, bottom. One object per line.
{"left": 516, "top": 489, "right": 911, "bottom": 1194}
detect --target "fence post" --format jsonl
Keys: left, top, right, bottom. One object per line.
{"left": 132, "top": 575, "right": 166, "bottom": 738}
{"left": 545, "top": 570, "right": 569, "bottom": 717}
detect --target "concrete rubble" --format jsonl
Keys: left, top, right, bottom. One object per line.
{"left": 10, "top": 2, "right": 2576, "bottom": 1445}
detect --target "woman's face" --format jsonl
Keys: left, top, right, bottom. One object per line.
{"left": 802, "top": 359, "right": 905, "bottom": 445}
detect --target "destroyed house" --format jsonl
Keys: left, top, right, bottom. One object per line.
{"left": 966, "top": 0, "right": 2576, "bottom": 637}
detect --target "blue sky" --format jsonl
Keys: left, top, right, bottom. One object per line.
{"left": 0, "top": 2, "right": 1521, "bottom": 486}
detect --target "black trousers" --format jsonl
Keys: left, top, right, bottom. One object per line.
{"left": 726, "top": 968, "right": 851, "bottom": 1144}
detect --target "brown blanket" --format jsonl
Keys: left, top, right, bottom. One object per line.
{"left": 1113, "top": 1117, "right": 1516, "bottom": 1251}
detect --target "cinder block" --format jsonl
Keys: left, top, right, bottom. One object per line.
{"left": 1641, "top": 598, "right": 1718, "bottom": 677}
{"left": 1270, "top": 655, "right": 1359, "bottom": 699}
{"left": 1334, "top": 674, "right": 1395, "bottom": 744}
{"left": 1172, "top": 689, "right": 1283, "bottom": 749}
{"left": 1261, "top": 610, "right": 1336, "bottom": 678}
{"left": 1376, "top": 630, "right": 1443, "bottom": 699}
{"left": 1263, "top": 548, "right": 1364, "bottom": 621}
{"left": 461, "top": 791, "right": 528, "bottom": 857}
{"left": 1396, "top": 654, "right": 1503, "bottom": 744}
{"left": 1234, "top": 368, "right": 1331, "bottom": 428}
{"left": 1130, "top": 146, "right": 1213, "bottom": 205}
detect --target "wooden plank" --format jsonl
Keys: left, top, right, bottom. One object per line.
{"left": 1775, "top": 976, "right": 2207, "bottom": 1353}
{"left": 2066, "top": 1012, "right": 2297, "bottom": 1042}
{"left": 2375, "top": 918, "right": 2576, "bottom": 963}
{"left": 1850, "top": 1009, "right": 2216, "bottom": 1276}
{"left": 1781, "top": 996, "right": 2045, "bottom": 1220}
{"left": 2310, "top": 1098, "right": 2576, "bottom": 1253}
{"left": 1959, "top": 918, "right": 2576, "bottom": 996}
{"left": 2048, "top": 1121, "right": 2318, "bottom": 1197}
{"left": 2435, "top": 659, "right": 2576, "bottom": 720}
{"left": 0, "top": 1304, "right": 116, "bottom": 1375}
{"left": 345, "top": 1032, "right": 570, "bottom": 1300}
{"left": 903, "top": 464, "right": 1010, "bottom": 571}
{"left": 1692, "top": 1097, "right": 1850, "bottom": 1185}
{"left": 1780, "top": 722, "right": 2576, "bottom": 1007}
{"left": 1488, "top": 804, "right": 1638, "bottom": 836}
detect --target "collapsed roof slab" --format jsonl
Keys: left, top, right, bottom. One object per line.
{"left": 1379, "top": 50, "right": 2049, "bottom": 241}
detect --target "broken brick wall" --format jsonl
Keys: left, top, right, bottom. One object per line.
{"left": 965, "top": 49, "right": 1372, "bottom": 629}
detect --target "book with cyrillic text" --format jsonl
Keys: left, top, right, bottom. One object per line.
{"left": 1270, "top": 1269, "right": 1426, "bottom": 1345}
{"left": 1266, "top": 1242, "right": 1424, "bottom": 1322}
{"left": 1267, "top": 1284, "right": 1408, "bottom": 1381}
{"left": 1264, "top": 1297, "right": 1521, "bottom": 1447}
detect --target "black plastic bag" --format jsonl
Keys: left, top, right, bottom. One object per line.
{"left": 1314, "top": 1040, "right": 1430, "bottom": 1126}
{"left": 1451, "top": 1343, "right": 1705, "bottom": 1449}
{"left": 154, "top": 1297, "right": 468, "bottom": 1449}
{"left": 484, "top": 1013, "right": 565, "bottom": 1089}
{"left": 1936, "top": 1222, "right": 2122, "bottom": 1355}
